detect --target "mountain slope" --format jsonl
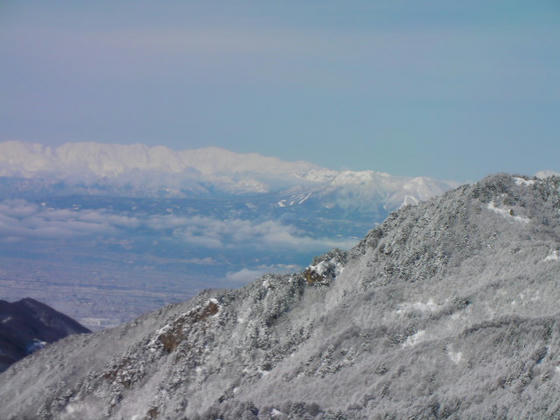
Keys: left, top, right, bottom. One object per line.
{"left": 1, "top": 174, "right": 560, "bottom": 419}
{"left": 0, "top": 298, "right": 90, "bottom": 373}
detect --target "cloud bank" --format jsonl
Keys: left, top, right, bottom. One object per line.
{"left": 0, "top": 199, "right": 354, "bottom": 252}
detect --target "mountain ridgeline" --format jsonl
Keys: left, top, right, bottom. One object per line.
{"left": 1, "top": 174, "right": 560, "bottom": 419}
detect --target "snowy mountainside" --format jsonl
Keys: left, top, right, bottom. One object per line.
{"left": 1, "top": 174, "right": 560, "bottom": 419}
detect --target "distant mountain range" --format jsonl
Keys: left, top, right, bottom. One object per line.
{"left": 0, "top": 298, "right": 90, "bottom": 373}
{"left": 0, "top": 141, "right": 458, "bottom": 206}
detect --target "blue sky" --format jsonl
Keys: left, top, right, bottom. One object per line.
{"left": 1, "top": 1, "right": 558, "bottom": 181}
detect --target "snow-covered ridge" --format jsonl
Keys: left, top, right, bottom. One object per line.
{"left": 0, "top": 141, "right": 318, "bottom": 178}
{"left": 0, "top": 141, "right": 458, "bottom": 201}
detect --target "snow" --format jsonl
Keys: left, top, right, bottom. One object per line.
{"left": 399, "top": 195, "right": 419, "bottom": 209}
{"left": 155, "top": 323, "right": 173, "bottom": 336}
{"left": 544, "top": 250, "right": 560, "bottom": 262}
{"left": 0, "top": 140, "right": 449, "bottom": 193}
{"left": 448, "top": 350, "right": 463, "bottom": 364}
{"left": 396, "top": 299, "right": 439, "bottom": 315}
{"left": 271, "top": 408, "right": 284, "bottom": 417}
{"left": 298, "top": 193, "right": 312, "bottom": 204}
{"left": 0, "top": 141, "right": 458, "bottom": 218}
{"left": 487, "top": 202, "right": 530, "bottom": 224}
{"left": 307, "top": 257, "right": 345, "bottom": 278}
{"left": 1, "top": 316, "right": 12, "bottom": 324}
{"left": 402, "top": 330, "right": 426, "bottom": 348}
{"left": 513, "top": 177, "right": 535, "bottom": 186}
{"left": 308, "top": 261, "right": 328, "bottom": 276}
{"left": 65, "top": 404, "right": 78, "bottom": 415}
{"left": 536, "top": 170, "right": 560, "bottom": 179}
{"left": 257, "top": 368, "right": 270, "bottom": 377}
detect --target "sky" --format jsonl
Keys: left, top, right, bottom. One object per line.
{"left": 1, "top": 1, "right": 559, "bottom": 181}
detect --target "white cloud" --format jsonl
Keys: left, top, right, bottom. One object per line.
{"left": 0, "top": 199, "right": 138, "bottom": 240}
{"left": 0, "top": 199, "right": 355, "bottom": 252}
{"left": 168, "top": 215, "right": 355, "bottom": 251}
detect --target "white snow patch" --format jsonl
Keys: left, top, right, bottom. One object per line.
{"left": 65, "top": 404, "right": 77, "bottom": 414}
{"left": 155, "top": 323, "right": 172, "bottom": 336}
{"left": 396, "top": 299, "right": 439, "bottom": 315}
{"left": 149, "top": 320, "right": 178, "bottom": 349}
{"left": 262, "top": 279, "right": 271, "bottom": 289}
{"left": 402, "top": 330, "right": 426, "bottom": 348}
{"left": 536, "top": 170, "right": 560, "bottom": 179}
{"left": 306, "top": 258, "right": 344, "bottom": 277}
{"left": 308, "top": 260, "right": 328, "bottom": 276}
{"left": 271, "top": 408, "right": 284, "bottom": 417}
{"left": 1, "top": 316, "right": 12, "bottom": 324}
{"left": 448, "top": 350, "right": 463, "bottom": 364}
{"left": 487, "top": 202, "right": 530, "bottom": 224}
{"left": 513, "top": 177, "right": 535, "bottom": 186}
{"left": 399, "top": 195, "right": 419, "bottom": 209}
{"left": 257, "top": 367, "right": 270, "bottom": 376}
{"left": 544, "top": 250, "right": 560, "bottom": 262}
{"left": 298, "top": 193, "right": 312, "bottom": 204}
{"left": 556, "top": 366, "right": 560, "bottom": 375}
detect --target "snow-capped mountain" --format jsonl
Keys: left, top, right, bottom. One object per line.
{"left": 0, "top": 298, "right": 90, "bottom": 373}
{"left": 2, "top": 174, "right": 559, "bottom": 419}
{"left": 0, "top": 140, "right": 457, "bottom": 203}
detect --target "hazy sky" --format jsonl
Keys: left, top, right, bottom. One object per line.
{"left": 1, "top": 1, "right": 558, "bottom": 181}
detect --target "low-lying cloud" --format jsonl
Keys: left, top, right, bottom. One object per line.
{"left": 0, "top": 199, "right": 139, "bottom": 240}
{"left": 0, "top": 199, "right": 355, "bottom": 252}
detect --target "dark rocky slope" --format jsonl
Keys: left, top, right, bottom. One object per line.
{"left": 1, "top": 174, "right": 560, "bottom": 419}
{"left": 0, "top": 298, "right": 90, "bottom": 373}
